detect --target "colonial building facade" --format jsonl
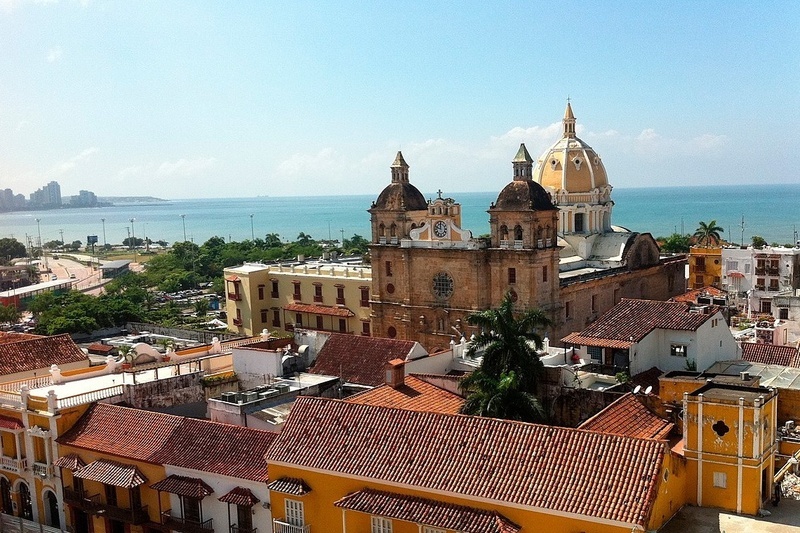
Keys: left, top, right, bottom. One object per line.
{"left": 369, "top": 105, "right": 686, "bottom": 349}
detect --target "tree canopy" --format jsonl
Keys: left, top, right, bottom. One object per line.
{"left": 693, "top": 220, "right": 724, "bottom": 247}
{"left": 0, "top": 238, "right": 26, "bottom": 264}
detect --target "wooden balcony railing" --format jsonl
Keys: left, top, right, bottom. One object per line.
{"left": 227, "top": 292, "right": 242, "bottom": 301}
{"left": 162, "top": 510, "right": 213, "bottom": 533}
{"left": 273, "top": 520, "right": 310, "bottom": 533}
{"left": 97, "top": 502, "right": 150, "bottom": 525}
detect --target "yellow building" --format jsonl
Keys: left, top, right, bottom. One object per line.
{"left": 224, "top": 259, "right": 372, "bottom": 337}
{"left": 265, "top": 396, "right": 679, "bottom": 533}
{"left": 688, "top": 246, "right": 723, "bottom": 289}
{"left": 683, "top": 382, "right": 778, "bottom": 514}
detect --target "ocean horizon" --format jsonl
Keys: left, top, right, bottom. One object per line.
{"left": 1, "top": 183, "right": 798, "bottom": 249}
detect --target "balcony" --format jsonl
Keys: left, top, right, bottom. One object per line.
{"left": 359, "top": 300, "right": 369, "bottom": 308}
{"left": 313, "top": 295, "right": 323, "bottom": 303}
{"left": 231, "top": 526, "right": 258, "bottom": 533}
{"left": 63, "top": 487, "right": 101, "bottom": 513}
{"left": 513, "top": 240, "right": 524, "bottom": 250}
{"left": 273, "top": 520, "right": 310, "bottom": 533}
{"left": 500, "top": 240, "right": 510, "bottom": 249}
{"left": 32, "top": 462, "right": 53, "bottom": 478}
{"left": 233, "top": 318, "right": 243, "bottom": 327}
{"left": 0, "top": 456, "right": 26, "bottom": 474}
{"left": 162, "top": 510, "right": 213, "bottom": 533}
{"left": 227, "top": 292, "right": 242, "bottom": 301}
{"left": 271, "top": 291, "right": 279, "bottom": 298}
{"left": 336, "top": 297, "right": 345, "bottom": 305}
{"left": 96, "top": 502, "right": 150, "bottom": 525}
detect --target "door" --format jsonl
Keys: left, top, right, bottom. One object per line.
{"left": 285, "top": 499, "right": 304, "bottom": 526}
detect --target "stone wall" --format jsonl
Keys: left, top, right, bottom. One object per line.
{"left": 123, "top": 373, "right": 205, "bottom": 409}
{"left": 126, "top": 322, "right": 242, "bottom": 343}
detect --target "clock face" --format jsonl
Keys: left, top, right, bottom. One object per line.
{"left": 433, "top": 220, "right": 448, "bottom": 238}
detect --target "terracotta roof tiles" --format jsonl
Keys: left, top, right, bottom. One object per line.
{"left": 309, "top": 333, "right": 418, "bottom": 387}
{"left": 671, "top": 286, "right": 725, "bottom": 303}
{"left": 0, "top": 333, "right": 86, "bottom": 376}
{"left": 346, "top": 375, "right": 464, "bottom": 414}
{"left": 219, "top": 487, "right": 260, "bottom": 507}
{"left": 266, "top": 397, "right": 666, "bottom": 528}
{"left": 54, "top": 453, "right": 85, "bottom": 470}
{"left": 578, "top": 393, "right": 674, "bottom": 440}
{"left": 334, "top": 489, "right": 520, "bottom": 533}
{"left": 562, "top": 299, "right": 715, "bottom": 347}
{"left": 284, "top": 303, "right": 354, "bottom": 317}
{"left": 58, "top": 403, "right": 277, "bottom": 482}
{"left": 266, "top": 477, "right": 312, "bottom": 496}
{"left": 0, "top": 332, "right": 42, "bottom": 344}
{"left": 741, "top": 343, "right": 800, "bottom": 368}
{"left": 0, "top": 414, "right": 24, "bottom": 431}
{"left": 151, "top": 475, "right": 212, "bottom": 498}
{"left": 74, "top": 459, "right": 147, "bottom": 488}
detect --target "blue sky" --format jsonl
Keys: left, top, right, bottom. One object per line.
{"left": 1, "top": 1, "right": 797, "bottom": 199}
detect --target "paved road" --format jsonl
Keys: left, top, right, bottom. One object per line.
{"left": 40, "top": 257, "right": 108, "bottom": 294}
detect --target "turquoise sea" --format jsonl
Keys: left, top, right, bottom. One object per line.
{"left": 0, "top": 184, "right": 798, "bottom": 248}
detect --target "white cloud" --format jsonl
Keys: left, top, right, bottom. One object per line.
{"left": 275, "top": 148, "right": 345, "bottom": 178}
{"left": 52, "top": 146, "right": 98, "bottom": 175}
{"left": 480, "top": 122, "right": 562, "bottom": 160}
{"left": 46, "top": 46, "right": 62, "bottom": 63}
{"left": 156, "top": 157, "right": 219, "bottom": 178}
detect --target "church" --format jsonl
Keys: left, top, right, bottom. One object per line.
{"left": 368, "top": 104, "right": 686, "bottom": 350}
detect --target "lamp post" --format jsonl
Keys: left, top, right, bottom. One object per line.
{"left": 250, "top": 214, "right": 254, "bottom": 241}
{"left": 130, "top": 218, "right": 136, "bottom": 263}
{"left": 101, "top": 218, "right": 106, "bottom": 247}
{"left": 180, "top": 214, "right": 187, "bottom": 243}
{"left": 35, "top": 218, "right": 48, "bottom": 274}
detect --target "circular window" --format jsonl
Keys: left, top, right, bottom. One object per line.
{"left": 387, "top": 326, "right": 397, "bottom": 338}
{"left": 509, "top": 289, "right": 518, "bottom": 302}
{"left": 386, "top": 283, "right": 395, "bottom": 294}
{"left": 432, "top": 272, "right": 454, "bottom": 299}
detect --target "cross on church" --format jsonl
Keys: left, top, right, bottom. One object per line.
{"left": 436, "top": 189, "right": 443, "bottom": 199}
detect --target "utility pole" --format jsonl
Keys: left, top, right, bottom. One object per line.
{"left": 180, "top": 214, "right": 187, "bottom": 242}
{"left": 250, "top": 214, "right": 255, "bottom": 241}
{"left": 59, "top": 229, "right": 64, "bottom": 249}
{"left": 35, "top": 218, "right": 48, "bottom": 273}
{"left": 101, "top": 218, "right": 106, "bottom": 247}
{"left": 740, "top": 215, "right": 745, "bottom": 247}
{"left": 130, "top": 218, "right": 136, "bottom": 263}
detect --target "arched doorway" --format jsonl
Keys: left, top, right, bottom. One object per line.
{"left": 43, "top": 490, "right": 59, "bottom": 528}
{"left": 0, "top": 478, "right": 11, "bottom": 515}
{"left": 18, "top": 482, "right": 32, "bottom": 520}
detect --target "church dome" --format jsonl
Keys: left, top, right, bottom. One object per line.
{"left": 533, "top": 103, "right": 609, "bottom": 193}
{"left": 372, "top": 151, "right": 428, "bottom": 211}
{"left": 493, "top": 180, "right": 556, "bottom": 211}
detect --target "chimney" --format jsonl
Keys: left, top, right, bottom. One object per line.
{"left": 740, "top": 371, "right": 750, "bottom": 382}
{"left": 384, "top": 359, "right": 406, "bottom": 389}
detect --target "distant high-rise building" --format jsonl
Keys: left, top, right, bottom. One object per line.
{"left": 29, "top": 181, "right": 62, "bottom": 208}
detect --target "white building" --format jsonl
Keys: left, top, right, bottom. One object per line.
{"left": 722, "top": 245, "right": 800, "bottom": 318}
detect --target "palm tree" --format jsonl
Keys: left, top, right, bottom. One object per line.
{"left": 460, "top": 370, "right": 545, "bottom": 422}
{"left": 464, "top": 293, "right": 551, "bottom": 393}
{"left": 693, "top": 220, "right": 724, "bottom": 247}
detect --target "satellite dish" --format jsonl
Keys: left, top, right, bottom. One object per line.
{"left": 644, "top": 386, "right": 653, "bottom": 395}
{"left": 633, "top": 385, "right": 642, "bottom": 395}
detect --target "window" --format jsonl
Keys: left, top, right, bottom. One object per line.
{"left": 314, "top": 284, "right": 323, "bottom": 302}
{"left": 271, "top": 280, "right": 279, "bottom": 298}
{"left": 613, "top": 288, "right": 621, "bottom": 304}
{"left": 508, "top": 267, "right": 516, "bottom": 284}
{"left": 726, "top": 260, "right": 738, "bottom": 271}
{"left": 760, "top": 300, "right": 772, "bottom": 314}
{"left": 769, "top": 279, "right": 779, "bottom": 291}
{"left": 360, "top": 287, "right": 370, "bottom": 307}
{"left": 362, "top": 322, "right": 371, "bottom": 336}
{"left": 104, "top": 484, "right": 117, "bottom": 506}
{"left": 432, "top": 272, "right": 454, "bottom": 299}
{"left": 542, "top": 265, "right": 548, "bottom": 283}
{"left": 574, "top": 213, "right": 584, "bottom": 232}
{"left": 285, "top": 499, "right": 305, "bottom": 527}
{"left": 130, "top": 486, "right": 141, "bottom": 510}
{"left": 260, "top": 310, "right": 268, "bottom": 323}
{"left": 755, "top": 277, "right": 765, "bottom": 289}
{"left": 293, "top": 281, "right": 301, "bottom": 301}
{"left": 295, "top": 313, "right": 303, "bottom": 327}
{"left": 695, "top": 256, "right": 706, "bottom": 269}
{"left": 744, "top": 263, "right": 751, "bottom": 274}
{"left": 339, "top": 318, "right": 347, "bottom": 332}
{"left": 713, "top": 471, "right": 727, "bottom": 489}
{"left": 591, "top": 294, "right": 597, "bottom": 313}
{"left": 588, "top": 346, "right": 603, "bottom": 360}
{"left": 182, "top": 497, "right": 201, "bottom": 523}
{"left": 371, "top": 516, "right": 392, "bottom": 533}
{"left": 316, "top": 316, "right": 324, "bottom": 329}
{"left": 258, "top": 285, "right": 265, "bottom": 300}
{"left": 272, "top": 309, "right": 281, "bottom": 327}
{"left": 780, "top": 308, "right": 789, "bottom": 319}
{"left": 385, "top": 261, "right": 393, "bottom": 277}
{"left": 670, "top": 344, "right": 687, "bottom": 357}
{"left": 237, "top": 504, "right": 253, "bottom": 530}
{"left": 423, "top": 528, "right": 446, "bottom": 533}
{"left": 565, "top": 301, "right": 572, "bottom": 320}
{"left": 336, "top": 285, "right": 345, "bottom": 305}
{"left": 387, "top": 326, "right": 397, "bottom": 338}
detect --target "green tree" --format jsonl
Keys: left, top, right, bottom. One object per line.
{"left": 751, "top": 235, "right": 767, "bottom": 249}
{"left": 0, "top": 238, "right": 26, "bottom": 265}
{"left": 693, "top": 220, "right": 724, "bottom": 247}
{"left": 194, "top": 298, "right": 210, "bottom": 316}
{"left": 460, "top": 293, "right": 551, "bottom": 422}
{"left": 0, "top": 304, "right": 21, "bottom": 324}
{"left": 296, "top": 232, "right": 314, "bottom": 246}
{"left": 658, "top": 233, "right": 691, "bottom": 253}
{"left": 264, "top": 233, "right": 282, "bottom": 248}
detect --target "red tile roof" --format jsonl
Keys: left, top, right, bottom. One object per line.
{"left": 58, "top": 403, "right": 277, "bottom": 482}
{"left": 266, "top": 397, "right": 666, "bottom": 528}
{"left": 578, "top": 393, "right": 674, "bottom": 440}
{"left": 54, "top": 453, "right": 85, "bottom": 470}
{"left": 347, "top": 375, "right": 464, "bottom": 414}
{"left": 0, "top": 332, "right": 42, "bottom": 344}
{"left": 334, "top": 489, "right": 520, "bottom": 533}
{"left": 266, "top": 477, "right": 312, "bottom": 496}
{"left": 0, "top": 414, "right": 24, "bottom": 430}
{"left": 562, "top": 299, "right": 716, "bottom": 347}
{"left": 74, "top": 459, "right": 148, "bottom": 488}
{"left": 671, "top": 286, "right": 725, "bottom": 303}
{"left": 741, "top": 343, "right": 800, "bottom": 368}
{"left": 151, "top": 475, "right": 213, "bottom": 498}
{"left": 0, "top": 333, "right": 86, "bottom": 376}
{"left": 309, "top": 333, "right": 418, "bottom": 386}
{"left": 87, "top": 343, "right": 116, "bottom": 354}
{"left": 284, "top": 302, "right": 354, "bottom": 317}
{"left": 219, "top": 487, "right": 260, "bottom": 507}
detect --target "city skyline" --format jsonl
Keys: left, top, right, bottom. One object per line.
{"left": 0, "top": 1, "right": 797, "bottom": 199}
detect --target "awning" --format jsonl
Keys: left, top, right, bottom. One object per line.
{"left": 73, "top": 459, "right": 147, "bottom": 488}
{"left": 225, "top": 275, "right": 240, "bottom": 282}
{"left": 266, "top": 477, "right": 312, "bottom": 496}
{"left": 219, "top": 487, "right": 260, "bottom": 507}
{"left": 54, "top": 454, "right": 85, "bottom": 471}
{"left": 151, "top": 475, "right": 213, "bottom": 499}
{"left": 334, "top": 488, "right": 520, "bottom": 533}
{"left": 728, "top": 271, "right": 745, "bottom": 279}
{"left": 0, "top": 414, "right": 24, "bottom": 431}
{"left": 561, "top": 332, "right": 633, "bottom": 349}
{"left": 283, "top": 303, "right": 354, "bottom": 318}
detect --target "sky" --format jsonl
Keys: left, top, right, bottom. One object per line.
{"left": 0, "top": 1, "right": 798, "bottom": 200}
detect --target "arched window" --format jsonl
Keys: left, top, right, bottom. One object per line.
{"left": 389, "top": 224, "right": 397, "bottom": 237}
{"left": 0, "top": 478, "right": 11, "bottom": 515}
{"left": 378, "top": 223, "right": 385, "bottom": 237}
{"left": 44, "top": 490, "right": 60, "bottom": 528}
{"left": 500, "top": 225, "right": 508, "bottom": 240}
{"left": 18, "top": 482, "right": 32, "bottom": 520}
{"left": 514, "top": 225, "right": 523, "bottom": 241}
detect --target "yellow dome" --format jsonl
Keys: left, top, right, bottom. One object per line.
{"left": 533, "top": 103, "right": 609, "bottom": 193}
